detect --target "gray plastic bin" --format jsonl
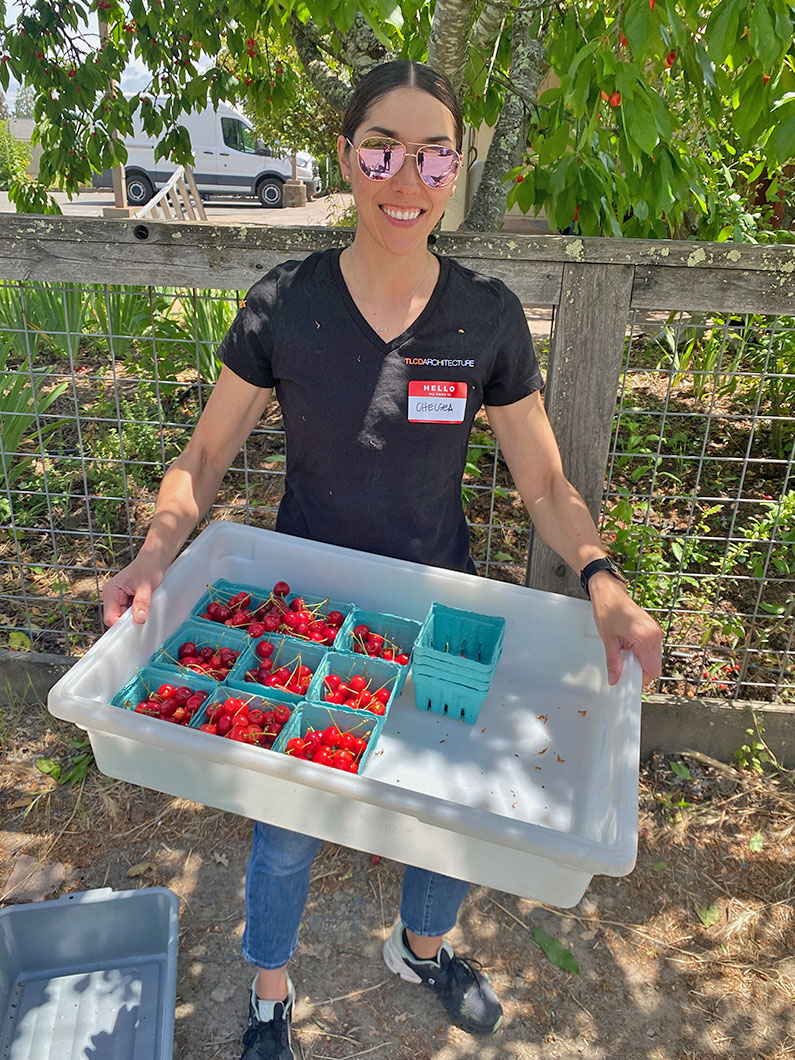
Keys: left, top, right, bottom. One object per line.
{"left": 0, "top": 887, "right": 179, "bottom": 1060}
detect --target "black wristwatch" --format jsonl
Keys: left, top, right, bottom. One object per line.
{"left": 580, "top": 557, "right": 629, "bottom": 599}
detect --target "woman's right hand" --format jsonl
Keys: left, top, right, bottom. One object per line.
{"left": 102, "top": 553, "right": 167, "bottom": 627}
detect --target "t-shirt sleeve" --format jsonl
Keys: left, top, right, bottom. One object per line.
{"left": 482, "top": 283, "right": 544, "bottom": 406}
{"left": 217, "top": 271, "right": 279, "bottom": 389}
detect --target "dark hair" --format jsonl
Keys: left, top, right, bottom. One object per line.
{"left": 342, "top": 61, "right": 463, "bottom": 151}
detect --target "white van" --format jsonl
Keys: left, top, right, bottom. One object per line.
{"left": 92, "top": 98, "right": 320, "bottom": 208}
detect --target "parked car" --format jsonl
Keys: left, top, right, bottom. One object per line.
{"left": 92, "top": 98, "right": 320, "bottom": 208}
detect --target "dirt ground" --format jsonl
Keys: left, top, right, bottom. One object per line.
{"left": 1, "top": 698, "right": 794, "bottom": 1060}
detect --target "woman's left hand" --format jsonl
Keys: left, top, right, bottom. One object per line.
{"left": 588, "top": 571, "right": 663, "bottom": 686}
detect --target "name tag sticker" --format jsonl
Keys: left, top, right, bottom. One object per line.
{"left": 408, "top": 381, "right": 467, "bottom": 424}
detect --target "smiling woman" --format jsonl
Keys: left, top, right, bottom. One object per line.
{"left": 102, "top": 59, "right": 662, "bottom": 1060}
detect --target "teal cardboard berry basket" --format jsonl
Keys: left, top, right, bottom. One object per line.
{"left": 150, "top": 618, "right": 248, "bottom": 681}
{"left": 191, "top": 578, "right": 273, "bottom": 625}
{"left": 306, "top": 650, "right": 402, "bottom": 718}
{"left": 111, "top": 665, "right": 218, "bottom": 724}
{"left": 227, "top": 635, "right": 329, "bottom": 701}
{"left": 192, "top": 690, "right": 296, "bottom": 745}
{"left": 413, "top": 603, "right": 506, "bottom": 683}
{"left": 411, "top": 669, "right": 490, "bottom": 725}
{"left": 276, "top": 702, "right": 384, "bottom": 773}
{"left": 335, "top": 608, "right": 420, "bottom": 688}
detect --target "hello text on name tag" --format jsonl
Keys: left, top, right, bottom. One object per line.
{"left": 407, "top": 381, "right": 467, "bottom": 424}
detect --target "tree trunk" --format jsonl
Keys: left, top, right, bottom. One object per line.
{"left": 428, "top": 0, "right": 477, "bottom": 99}
{"left": 462, "top": 9, "right": 547, "bottom": 231}
{"left": 290, "top": 17, "right": 353, "bottom": 112}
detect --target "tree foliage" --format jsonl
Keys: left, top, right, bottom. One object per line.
{"left": 0, "top": 0, "right": 792, "bottom": 237}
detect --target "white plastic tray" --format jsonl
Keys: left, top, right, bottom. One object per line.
{"left": 48, "top": 522, "right": 641, "bottom": 906}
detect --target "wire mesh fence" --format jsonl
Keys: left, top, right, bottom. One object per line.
{"left": 1, "top": 271, "right": 792, "bottom": 705}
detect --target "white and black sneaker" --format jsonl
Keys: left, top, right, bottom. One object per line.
{"left": 383, "top": 922, "right": 503, "bottom": 1035}
{"left": 240, "top": 973, "right": 297, "bottom": 1060}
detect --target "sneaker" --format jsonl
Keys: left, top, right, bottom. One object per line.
{"left": 240, "top": 973, "right": 297, "bottom": 1060}
{"left": 383, "top": 922, "right": 503, "bottom": 1035}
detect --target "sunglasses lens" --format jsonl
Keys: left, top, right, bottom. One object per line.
{"left": 357, "top": 137, "right": 405, "bottom": 180}
{"left": 417, "top": 146, "right": 459, "bottom": 188}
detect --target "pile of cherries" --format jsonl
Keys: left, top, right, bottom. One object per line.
{"left": 322, "top": 672, "right": 392, "bottom": 715}
{"left": 198, "top": 697, "right": 292, "bottom": 747}
{"left": 175, "top": 639, "right": 240, "bottom": 680}
{"left": 132, "top": 681, "right": 210, "bottom": 725}
{"left": 348, "top": 623, "right": 410, "bottom": 665}
{"left": 201, "top": 581, "right": 346, "bottom": 647}
{"left": 244, "top": 639, "right": 315, "bottom": 695}
{"left": 284, "top": 725, "right": 370, "bottom": 772}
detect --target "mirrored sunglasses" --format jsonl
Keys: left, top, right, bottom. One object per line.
{"left": 348, "top": 136, "right": 460, "bottom": 189}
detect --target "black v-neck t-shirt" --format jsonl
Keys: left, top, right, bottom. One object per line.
{"left": 218, "top": 247, "right": 543, "bottom": 573}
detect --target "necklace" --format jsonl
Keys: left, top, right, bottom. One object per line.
{"left": 347, "top": 252, "right": 434, "bottom": 334}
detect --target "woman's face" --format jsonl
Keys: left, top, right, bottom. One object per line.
{"left": 337, "top": 86, "right": 459, "bottom": 258}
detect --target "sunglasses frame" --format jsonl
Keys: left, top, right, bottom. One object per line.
{"left": 346, "top": 136, "right": 461, "bottom": 189}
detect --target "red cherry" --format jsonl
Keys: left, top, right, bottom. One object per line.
{"left": 374, "top": 688, "right": 391, "bottom": 704}
{"left": 353, "top": 624, "right": 370, "bottom": 638}
{"left": 214, "top": 604, "right": 232, "bottom": 622}
{"left": 289, "top": 597, "right": 306, "bottom": 612}
{"left": 326, "top": 610, "right": 344, "bottom": 626}
{"left": 178, "top": 641, "right": 196, "bottom": 658}
{"left": 199, "top": 722, "right": 217, "bottom": 734}
{"left": 256, "top": 640, "right": 275, "bottom": 659}
{"left": 248, "top": 621, "right": 265, "bottom": 638}
{"left": 157, "top": 683, "right": 176, "bottom": 698}
{"left": 395, "top": 653, "right": 410, "bottom": 666}
{"left": 609, "top": 91, "right": 621, "bottom": 106}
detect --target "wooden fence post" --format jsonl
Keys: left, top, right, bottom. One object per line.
{"left": 526, "top": 261, "right": 634, "bottom": 597}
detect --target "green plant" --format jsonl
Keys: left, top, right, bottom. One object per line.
{"left": 88, "top": 284, "right": 156, "bottom": 360}
{"left": 326, "top": 200, "right": 358, "bottom": 228}
{"left": 734, "top": 713, "right": 773, "bottom": 773}
{"left": 165, "top": 289, "right": 236, "bottom": 383}
{"left": 0, "top": 339, "right": 68, "bottom": 491}
{"left": 0, "top": 119, "right": 30, "bottom": 190}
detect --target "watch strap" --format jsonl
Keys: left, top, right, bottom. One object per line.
{"left": 580, "top": 557, "right": 628, "bottom": 599}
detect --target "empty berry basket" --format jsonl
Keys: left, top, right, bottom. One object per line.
{"left": 413, "top": 603, "right": 506, "bottom": 682}
{"left": 411, "top": 668, "right": 491, "bottom": 725}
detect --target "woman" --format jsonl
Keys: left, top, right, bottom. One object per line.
{"left": 103, "top": 60, "right": 662, "bottom": 1060}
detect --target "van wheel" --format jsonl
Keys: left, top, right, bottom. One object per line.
{"left": 126, "top": 173, "right": 154, "bottom": 206}
{"left": 257, "top": 178, "right": 283, "bottom": 209}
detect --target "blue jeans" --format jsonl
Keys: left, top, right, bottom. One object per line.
{"left": 242, "top": 821, "right": 471, "bottom": 969}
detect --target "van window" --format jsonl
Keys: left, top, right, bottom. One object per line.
{"left": 221, "top": 117, "right": 256, "bottom": 154}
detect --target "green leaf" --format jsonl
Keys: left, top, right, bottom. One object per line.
{"left": 532, "top": 926, "right": 580, "bottom": 974}
{"left": 35, "top": 757, "right": 62, "bottom": 782}
{"left": 766, "top": 114, "right": 795, "bottom": 165}
{"left": 750, "top": 0, "right": 779, "bottom": 69}
{"left": 652, "top": 860, "right": 668, "bottom": 872}
{"left": 705, "top": 0, "right": 744, "bottom": 64}
{"left": 624, "top": 0, "right": 654, "bottom": 56}
{"left": 538, "top": 121, "right": 570, "bottom": 166}
{"left": 493, "top": 551, "right": 514, "bottom": 562}
{"left": 694, "top": 901, "right": 720, "bottom": 928}
{"left": 748, "top": 831, "right": 764, "bottom": 852}
{"left": 8, "top": 630, "right": 31, "bottom": 651}
{"left": 669, "top": 759, "right": 691, "bottom": 779}
{"left": 624, "top": 93, "right": 658, "bottom": 155}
